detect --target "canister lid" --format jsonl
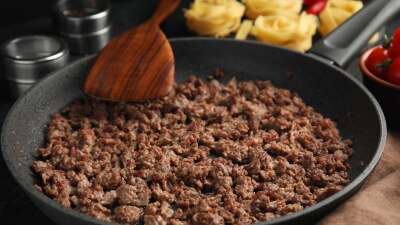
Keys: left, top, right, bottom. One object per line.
{"left": 2, "top": 35, "right": 68, "bottom": 64}
{"left": 1, "top": 35, "right": 69, "bottom": 83}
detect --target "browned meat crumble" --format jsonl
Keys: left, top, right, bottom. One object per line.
{"left": 32, "top": 76, "right": 352, "bottom": 225}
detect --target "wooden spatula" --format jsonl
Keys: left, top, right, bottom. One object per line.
{"left": 83, "top": 0, "right": 181, "bottom": 101}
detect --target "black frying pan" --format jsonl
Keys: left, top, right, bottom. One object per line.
{"left": 1, "top": 1, "right": 398, "bottom": 225}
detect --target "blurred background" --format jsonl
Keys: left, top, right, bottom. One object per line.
{"left": 0, "top": 0, "right": 52, "bottom": 27}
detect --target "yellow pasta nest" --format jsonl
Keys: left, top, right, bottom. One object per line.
{"left": 319, "top": 0, "right": 363, "bottom": 36}
{"left": 183, "top": 0, "right": 372, "bottom": 52}
{"left": 251, "top": 12, "right": 318, "bottom": 52}
{"left": 243, "top": 0, "right": 303, "bottom": 20}
{"left": 184, "top": 0, "right": 245, "bottom": 37}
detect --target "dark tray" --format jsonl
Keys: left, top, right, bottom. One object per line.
{"left": 0, "top": 0, "right": 399, "bottom": 224}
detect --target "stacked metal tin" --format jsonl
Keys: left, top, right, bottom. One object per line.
{"left": 0, "top": 0, "right": 112, "bottom": 98}
{"left": 1, "top": 35, "right": 69, "bottom": 98}
{"left": 54, "top": 0, "right": 112, "bottom": 54}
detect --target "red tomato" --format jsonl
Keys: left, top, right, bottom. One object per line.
{"left": 365, "top": 47, "right": 390, "bottom": 77}
{"left": 386, "top": 58, "right": 400, "bottom": 85}
{"left": 306, "top": 0, "right": 327, "bottom": 15}
{"left": 389, "top": 28, "right": 400, "bottom": 59}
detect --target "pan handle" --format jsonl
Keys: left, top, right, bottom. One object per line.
{"left": 309, "top": 0, "right": 400, "bottom": 68}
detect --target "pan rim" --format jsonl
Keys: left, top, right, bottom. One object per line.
{"left": 1, "top": 38, "right": 387, "bottom": 225}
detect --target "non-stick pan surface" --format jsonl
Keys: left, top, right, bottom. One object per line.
{"left": 1, "top": 38, "right": 386, "bottom": 225}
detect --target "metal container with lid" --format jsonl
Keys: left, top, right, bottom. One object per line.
{"left": 54, "top": 0, "right": 111, "bottom": 34}
{"left": 60, "top": 26, "right": 111, "bottom": 54}
{"left": 54, "top": 0, "right": 112, "bottom": 54}
{"left": 1, "top": 35, "right": 69, "bottom": 98}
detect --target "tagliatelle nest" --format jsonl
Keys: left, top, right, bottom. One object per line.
{"left": 184, "top": 0, "right": 366, "bottom": 52}
{"left": 252, "top": 12, "right": 318, "bottom": 52}
{"left": 184, "top": 0, "right": 246, "bottom": 37}
{"left": 319, "top": 0, "right": 363, "bottom": 36}
{"left": 243, "top": 0, "right": 303, "bottom": 20}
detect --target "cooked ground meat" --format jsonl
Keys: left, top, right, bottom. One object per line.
{"left": 32, "top": 76, "right": 352, "bottom": 225}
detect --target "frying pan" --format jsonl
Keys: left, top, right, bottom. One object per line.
{"left": 1, "top": 0, "right": 398, "bottom": 225}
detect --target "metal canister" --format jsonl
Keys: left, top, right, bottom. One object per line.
{"left": 54, "top": 0, "right": 112, "bottom": 54}
{"left": 60, "top": 26, "right": 112, "bottom": 55}
{"left": 1, "top": 35, "right": 69, "bottom": 98}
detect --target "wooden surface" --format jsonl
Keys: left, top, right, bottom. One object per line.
{"left": 317, "top": 131, "right": 400, "bottom": 225}
{"left": 84, "top": 0, "right": 180, "bottom": 101}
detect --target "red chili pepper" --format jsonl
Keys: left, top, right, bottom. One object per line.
{"left": 306, "top": 0, "right": 327, "bottom": 15}
{"left": 303, "top": 0, "right": 319, "bottom": 6}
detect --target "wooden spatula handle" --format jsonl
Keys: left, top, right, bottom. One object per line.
{"left": 150, "top": 0, "right": 181, "bottom": 25}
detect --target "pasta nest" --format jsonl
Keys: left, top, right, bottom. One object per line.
{"left": 184, "top": 0, "right": 246, "bottom": 37}
{"left": 252, "top": 12, "right": 318, "bottom": 52}
{"left": 319, "top": 0, "right": 363, "bottom": 36}
{"left": 243, "top": 0, "right": 303, "bottom": 20}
